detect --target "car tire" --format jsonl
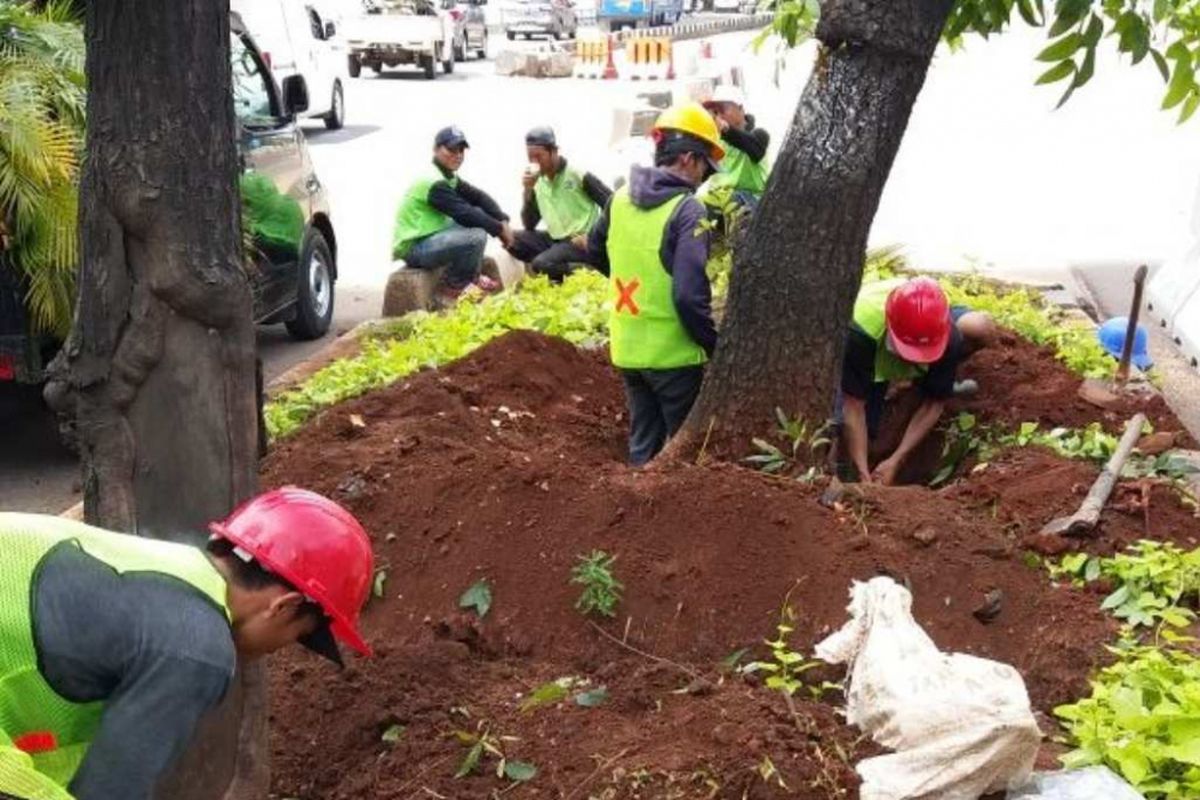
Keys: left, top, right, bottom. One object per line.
{"left": 476, "top": 29, "right": 488, "bottom": 58}
{"left": 286, "top": 229, "right": 335, "bottom": 341}
{"left": 420, "top": 53, "right": 436, "bottom": 79}
{"left": 442, "top": 54, "right": 454, "bottom": 73}
{"left": 323, "top": 81, "right": 345, "bottom": 130}
{"left": 370, "top": 62, "right": 384, "bottom": 74}
{"left": 348, "top": 54, "right": 362, "bottom": 77}
{"left": 453, "top": 35, "right": 466, "bottom": 62}
{"left": 506, "top": 29, "right": 516, "bottom": 40}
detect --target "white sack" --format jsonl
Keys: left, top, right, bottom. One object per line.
{"left": 815, "top": 576, "right": 1041, "bottom": 800}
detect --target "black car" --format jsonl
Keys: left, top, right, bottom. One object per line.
{"left": 0, "top": 13, "right": 338, "bottom": 388}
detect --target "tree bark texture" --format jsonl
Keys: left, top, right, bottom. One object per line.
{"left": 56, "top": 1, "right": 263, "bottom": 798}
{"left": 668, "top": 0, "right": 954, "bottom": 460}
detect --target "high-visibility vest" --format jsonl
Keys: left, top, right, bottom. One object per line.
{"left": 392, "top": 167, "right": 459, "bottom": 259}
{"left": 852, "top": 278, "right": 929, "bottom": 383}
{"left": 0, "top": 513, "right": 231, "bottom": 796}
{"left": 607, "top": 188, "right": 708, "bottom": 370}
{"left": 532, "top": 166, "right": 600, "bottom": 241}
{"left": 711, "top": 136, "right": 769, "bottom": 196}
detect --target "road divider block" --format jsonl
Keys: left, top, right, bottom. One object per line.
{"left": 626, "top": 35, "right": 674, "bottom": 80}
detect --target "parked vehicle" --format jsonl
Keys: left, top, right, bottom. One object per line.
{"left": 503, "top": 0, "right": 576, "bottom": 40}
{"left": 232, "top": 13, "right": 339, "bottom": 341}
{"left": 231, "top": 0, "right": 349, "bottom": 130}
{"left": 0, "top": 13, "right": 340, "bottom": 390}
{"left": 442, "top": 0, "right": 488, "bottom": 60}
{"left": 347, "top": 0, "right": 455, "bottom": 79}
{"left": 597, "top": 0, "right": 682, "bottom": 30}
{"left": 711, "top": 0, "right": 739, "bottom": 12}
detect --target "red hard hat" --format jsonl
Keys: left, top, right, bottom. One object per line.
{"left": 209, "top": 487, "right": 374, "bottom": 663}
{"left": 884, "top": 278, "right": 952, "bottom": 364}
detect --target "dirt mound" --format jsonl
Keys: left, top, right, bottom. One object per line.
{"left": 953, "top": 330, "right": 1185, "bottom": 435}
{"left": 263, "top": 330, "right": 1194, "bottom": 799}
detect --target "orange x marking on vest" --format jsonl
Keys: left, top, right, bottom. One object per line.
{"left": 615, "top": 277, "right": 641, "bottom": 315}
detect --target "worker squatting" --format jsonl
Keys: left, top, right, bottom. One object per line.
{"left": 5, "top": 92, "right": 1151, "bottom": 800}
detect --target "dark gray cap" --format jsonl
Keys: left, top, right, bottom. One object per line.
{"left": 525, "top": 126, "right": 557, "bottom": 148}
{"left": 434, "top": 126, "right": 469, "bottom": 149}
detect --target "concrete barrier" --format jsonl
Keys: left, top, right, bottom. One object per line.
{"left": 1172, "top": 289, "right": 1200, "bottom": 369}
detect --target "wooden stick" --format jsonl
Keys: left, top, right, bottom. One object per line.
{"left": 588, "top": 621, "right": 701, "bottom": 680}
{"left": 1039, "top": 413, "right": 1147, "bottom": 536}
{"left": 1115, "top": 265, "right": 1149, "bottom": 387}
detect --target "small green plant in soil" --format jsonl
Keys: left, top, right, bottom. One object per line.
{"left": 452, "top": 721, "right": 537, "bottom": 783}
{"left": 1055, "top": 638, "right": 1200, "bottom": 800}
{"left": 571, "top": 550, "right": 623, "bottom": 618}
{"left": 1049, "top": 542, "right": 1200, "bottom": 629}
{"left": 743, "top": 600, "right": 828, "bottom": 700}
{"left": 458, "top": 578, "right": 493, "bottom": 619}
{"left": 745, "top": 408, "right": 832, "bottom": 481}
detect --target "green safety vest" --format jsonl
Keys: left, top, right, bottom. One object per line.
{"left": 532, "top": 165, "right": 600, "bottom": 241}
{"left": 0, "top": 514, "right": 231, "bottom": 798}
{"left": 713, "top": 136, "right": 769, "bottom": 196}
{"left": 852, "top": 278, "right": 929, "bottom": 384}
{"left": 392, "top": 167, "right": 459, "bottom": 259}
{"left": 607, "top": 188, "right": 708, "bottom": 370}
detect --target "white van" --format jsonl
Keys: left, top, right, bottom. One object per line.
{"left": 231, "top": 0, "right": 349, "bottom": 129}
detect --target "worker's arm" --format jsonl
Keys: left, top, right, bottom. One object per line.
{"left": 456, "top": 179, "right": 509, "bottom": 224}
{"left": 427, "top": 180, "right": 507, "bottom": 237}
{"left": 722, "top": 125, "right": 770, "bottom": 163}
{"left": 587, "top": 198, "right": 611, "bottom": 276}
{"left": 666, "top": 197, "right": 717, "bottom": 356}
{"left": 875, "top": 399, "right": 944, "bottom": 485}
{"left": 840, "top": 328, "right": 878, "bottom": 482}
{"left": 520, "top": 189, "right": 541, "bottom": 231}
{"left": 582, "top": 172, "right": 614, "bottom": 209}
{"left": 32, "top": 545, "right": 235, "bottom": 800}
{"left": 841, "top": 395, "right": 873, "bottom": 483}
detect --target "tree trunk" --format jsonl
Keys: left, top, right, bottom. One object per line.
{"left": 55, "top": 1, "right": 263, "bottom": 798}
{"left": 667, "top": 0, "right": 954, "bottom": 461}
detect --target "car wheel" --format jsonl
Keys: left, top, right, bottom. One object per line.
{"left": 286, "top": 229, "right": 335, "bottom": 341}
{"left": 370, "top": 62, "right": 384, "bottom": 74}
{"left": 323, "top": 81, "right": 345, "bottom": 130}
{"left": 476, "top": 29, "right": 488, "bottom": 58}
{"left": 453, "top": 34, "right": 466, "bottom": 62}
{"left": 506, "top": 29, "right": 516, "bottom": 40}
{"left": 442, "top": 52, "right": 454, "bottom": 73}
{"left": 348, "top": 54, "right": 362, "bottom": 77}
{"left": 420, "top": 53, "right": 436, "bottom": 79}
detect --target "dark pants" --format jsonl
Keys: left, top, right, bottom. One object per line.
{"left": 620, "top": 366, "right": 704, "bottom": 466}
{"left": 506, "top": 230, "right": 595, "bottom": 282}
{"left": 405, "top": 224, "right": 487, "bottom": 289}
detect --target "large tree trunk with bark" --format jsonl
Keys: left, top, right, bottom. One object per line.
{"left": 50, "top": 1, "right": 265, "bottom": 798}
{"left": 667, "top": 0, "right": 954, "bottom": 460}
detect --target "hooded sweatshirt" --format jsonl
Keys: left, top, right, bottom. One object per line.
{"left": 588, "top": 166, "right": 717, "bottom": 357}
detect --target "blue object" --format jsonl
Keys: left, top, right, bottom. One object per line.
{"left": 1097, "top": 316, "right": 1154, "bottom": 370}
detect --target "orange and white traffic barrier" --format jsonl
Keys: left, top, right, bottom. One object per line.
{"left": 627, "top": 35, "right": 673, "bottom": 80}
{"left": 574, "top": 35, "right": 614, "bottom": 79}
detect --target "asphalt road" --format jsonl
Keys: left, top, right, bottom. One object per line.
{"left": 5, "top": 20, "right": 1200, "bottom": 514}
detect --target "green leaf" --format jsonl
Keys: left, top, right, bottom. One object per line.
{"left": 574, "top": 686, "right": 610, "bottom": 707}
{"left": 720, "top": 648, "right": 749, "bottom": 671}
{"left": 1153, "top": 50, "right": 1171, "bottom": 83}
{"left": 1181, "top": 93, "right": 1200, "bottom": 123}
{"left": 381, "top": 724, "right": 406, "bottom": 743}
{"left": 455, "top": 741, "right": 484, "bottom": 778}
{"left": 1017, "top": 0, "right": 1042, "bottom": 26}
{"left": 1037, "top": 60, "right": 1076, "bottom": 85}
{"left": 1084, "top": 556, "right": 1101, "bottom": 583}
{"left": 1038, "top": 33, "right": 1082, "bottom": 63}
{"left": 520, "top": 679, "right": 572, "bottom": 712}
{"left": 1101, "top": 584, "right": 1132, "bottom": 610}
{"left": 1082, "top": 14, "right": 1103, "bottom": 48}
{"left": 504, "top": 761, "right": 538, "bottom": 782}
{"left": 1074, "top": 47, "right": 1095, "bottom": 88}
{"left": 459, "top": 579, "right": 493, "bottom": 619}
{"left": 1164, "top": 62, "right": 1195, "bottom": 110}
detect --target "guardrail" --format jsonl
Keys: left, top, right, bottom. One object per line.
{"left": 611, "top": 12, "right": 772, "bottom": 44}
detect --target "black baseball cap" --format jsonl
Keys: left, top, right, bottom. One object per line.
{"left": 434, "top": 126, "right": 469, "bottom": 149}
{"left": 525, "top": 126, "right": 557, "bottom": 148}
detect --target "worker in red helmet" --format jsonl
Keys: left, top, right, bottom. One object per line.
{"left": 839, "top": 277, "right": 995, "bottom": 485}
{"left": 0, "top": 487, "right": 373, "bottom": 800}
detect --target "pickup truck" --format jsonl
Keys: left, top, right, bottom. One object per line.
{"left": 346, "top": 0, "right": 455, "bottom": 80}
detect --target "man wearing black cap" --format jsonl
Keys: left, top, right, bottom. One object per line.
{"left": 506, "top": 127, "right": 612, "bottom": 282}
{"left": 393, "top": 126, "right": 514, "bottom": 305}
{"left": 589, "top": 103, "right": 723, "bottom": 466}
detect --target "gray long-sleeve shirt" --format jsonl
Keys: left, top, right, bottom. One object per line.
{"left": 31, "top": 543, "right": 236, "bottom": 800}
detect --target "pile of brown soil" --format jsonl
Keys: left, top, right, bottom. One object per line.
{"left": 263, "top": 330, "right": 1195, "bottom": 799}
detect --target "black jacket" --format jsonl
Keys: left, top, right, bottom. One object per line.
{"left": 427, "top": 160, "right": 509, "bottom": 236}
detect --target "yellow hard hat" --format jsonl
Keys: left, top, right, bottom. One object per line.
{"left": 653, "top": 102, "right": 726, "bottom": 162}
